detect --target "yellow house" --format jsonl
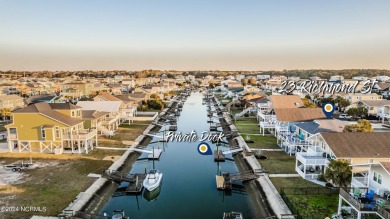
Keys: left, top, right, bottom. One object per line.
{"left": 5, "top": 103, "right": 98, "bottom": 154}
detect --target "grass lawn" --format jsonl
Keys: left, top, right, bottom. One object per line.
{"left": 98, "top": 121, "right": 149, "bottom": 148}
{"left": 244, "top": 135, "right": 279, "bottom": 149}
{"left": 234, "top": 119, "right": 260, "bottom": 133}
{"left": 0, "top": 159, "right": 113, "bottom": 219}
{"left": 271, "top": 177, "right": 339, "bottom": 219}
{"left": 258, "top": 151, "right": 296, "bottom": 174}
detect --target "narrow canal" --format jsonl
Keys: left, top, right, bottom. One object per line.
{"left": 100, "top": 92, "right": 269, "bottom": 219}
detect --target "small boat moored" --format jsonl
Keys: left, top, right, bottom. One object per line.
{"left": 111, "top": 210, "right": 129, "bottom": 219}
{"left": 143, "top": 169, "right": 163, "bottom": 191}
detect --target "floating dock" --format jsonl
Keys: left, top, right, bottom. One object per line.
{"left": 147, "top": 149, "right": 163, "bottom": 159}
{"left": 214, "top": 150, "right": 225, "bottom": 162}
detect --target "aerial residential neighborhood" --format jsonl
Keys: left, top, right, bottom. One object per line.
{"left": 1, "top": 1, "right": 390, "bottom": 219}
{"left": 0, "top": 71, "right": 389, "bottom": 219}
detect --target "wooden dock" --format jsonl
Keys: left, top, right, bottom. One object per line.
{"left": 147, "top": 149, "right": 163, "bottom": 159}
{"left": 107, "top": 171, "right": 135, "bottom": 183}
{"left": 216, "top": 170, "right": 262, "bottom": 190}
{"left": 125, "top": 173, "right": 146, "bottom": 194}
{"left": 214, "top": 150, "right": 225, "bottom": 162}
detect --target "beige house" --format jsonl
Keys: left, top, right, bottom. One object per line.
{"left": 0, "top": 95, "right": 24, "bottom": 110}
{"left": 296, "top": 132, "right": 390, "bottom": 180}
{"left": 358, "top": 100, "right": 390, "bottom": 116}
{"left": 345, "top": 93, "right": 382, "bottom": 105}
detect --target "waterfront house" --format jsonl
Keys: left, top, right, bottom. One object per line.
{"left": 273, "top": 107, "right": 326, "bottom": 154}
{"left": 93, "top": 93, "right": 137, "bottom": 123}
{"left": 5, "top": 103, "right": 98, "bottom": 154}
{"left": 295, "top": 132, "right": 390, "bottom": 181}
{"left": 257, "top": 95, "right": 304, "bottom": 135}
{"left": 338, "top": 162, "right": 390, "bottom": 219}
{"left": 76, "top": 101, "right": 122, "bottom": 136}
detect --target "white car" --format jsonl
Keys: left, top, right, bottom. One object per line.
{"left": 339, "top": 114, "right": 352, "bottom": 119}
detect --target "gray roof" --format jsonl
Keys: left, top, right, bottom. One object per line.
{"left": 295, "top": 119, "right": 345, "bottom": 134}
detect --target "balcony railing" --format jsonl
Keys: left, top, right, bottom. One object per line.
{"left": 351, "top": 176, "right": 368, "bottom": 188}
{"left": 296, "top": 152, "right": 329, "bottom": 165}
{"left": 103, "top": 114, "right": 120, "bottom": 125}
{"left": 63, "top": 129, "right": 97, "bottom": 140}
{"left": 340, "top": 187, "right": 390, "bottom": 218}
{"left": 257, "top": 111, "right": 275, "bottom": 120}
{"left": 295, "top": 166, "right": 320, "bottom": 180}
{"left": 275, "top": 124, "right": 288, "bottom": 132}
{"left": 340, "top": 187, "right": 364, "bottom": 211}
{"left": 260, "top": 121, "right": 275, "bottom": 128}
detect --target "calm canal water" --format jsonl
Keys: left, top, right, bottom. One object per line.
{"left": 100, "top": 92, "right": 258, "bottom": 219}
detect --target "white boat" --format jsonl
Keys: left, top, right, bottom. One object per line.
{"left": 143, "top": 169, "right": 163, "bottom": 191}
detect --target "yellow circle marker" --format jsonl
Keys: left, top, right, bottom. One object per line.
{"left": 199, "top": 144, "right": 208, "bottom": 153}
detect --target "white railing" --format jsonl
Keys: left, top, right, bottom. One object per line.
{"left": 351, "top": 176, "right": 368, "bottom": 187}
{"left": 104, "top": 114, "right": 120, "bottom": 125}
{"left": 257, "top": 111, "right": 275, "bottom": 121}
{"left": 295, "top": 166, "right": 319, "bottom": 180}
{"left": 275, "top": 124, "right": 288, "bottom": 132}
{"left": 63, "top": 129, "right": 97, "bottom": 140}
{"left": 260, "top": 121, "right": 275, "bottom": 128}
{"left": 235, "top": 107, "right": 254, "bottom": 118}
{"left": 296, "top": 152, "right": 329, "bottom": 165}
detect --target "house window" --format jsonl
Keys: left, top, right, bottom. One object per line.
{"left": 77, "top": 110, "right": 81, "bottom": 117}
{"left": 373, "top": 172, "right": 382, "bottom": 184}
{"left": 55, "top": 126, "right": 60, "bottom": 138}
{"left": 41, "top": 126, "right": 46, "bottom": 138}
{"left": 71, "top": 111, "right": 75, "bottom": 117}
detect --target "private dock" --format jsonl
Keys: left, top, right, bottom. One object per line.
{"left": 125, "top": 173, "right": 146, "bottom": 194}
{"left": 216, "top": 170, "right": 262, "bottom": 190}
{"left": 214, "top": 150, "right": 225, "bottom": 161}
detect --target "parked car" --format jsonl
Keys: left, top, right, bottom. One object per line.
{"left": 339, "top": 114, "right": 352, "bottom": 120}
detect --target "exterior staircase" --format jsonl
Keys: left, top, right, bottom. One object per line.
{"left": 234, "top": 107, "right": 255, "bottom": 118}
{"left": 226, "top": 98, "right": 240, "bottom": 112}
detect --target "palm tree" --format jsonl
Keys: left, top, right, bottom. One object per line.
{"left": 1, "top": 108, "right": 11, "bottom": 121}
{"left": 343, "top": 119, "right": 373, "bottom": 132}
{"left": 324, "top": 159, "right": 352, "bottom": 187}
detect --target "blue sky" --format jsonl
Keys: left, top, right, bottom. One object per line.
{"left": 0, "top": 0, "right": 389, "bottom": 70}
